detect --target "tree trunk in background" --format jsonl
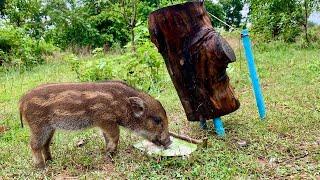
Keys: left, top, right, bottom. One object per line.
{"left": 148, "top": 2, "right": 240, "bottom": 122}
{"left": 131, "top": 25, "right": 136, "bottom": 52}
{"left": 119, "top": 0, "right": 137, "bottom": 52}
{"left": 130, "top": 0, "right": 137, "bottom": 52}
{"left": 304, "top": 0, "right": 309, "bottom": 45}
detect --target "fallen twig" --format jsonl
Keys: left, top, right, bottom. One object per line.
{"left": 169, "top": 131, "right": 208, "bottom": 148}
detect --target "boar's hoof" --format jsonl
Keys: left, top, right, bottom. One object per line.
{"left": 106, "top": 142, "right": 117, "bottom": 154}
{"left": 44, "top": 156, "right": 52, "bottom": 162}
{"left": 106, "top": 151, "right": 117, "bottom": 160}
{"left": 106, "top": 148, "right": 117, "bottom": 157}
{"left": 43, "top": 153, "right": 52, "bottom": 161}
{"left": 34, "top": 162, "right": 46, "bottom": 169}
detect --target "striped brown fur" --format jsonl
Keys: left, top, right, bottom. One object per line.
{"left": 19, "top": 80, "right": 171, "bottom": 169}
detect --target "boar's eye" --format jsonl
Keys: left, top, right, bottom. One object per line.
{"left": 152, "top": 116, "right": 162, "bottom": 124}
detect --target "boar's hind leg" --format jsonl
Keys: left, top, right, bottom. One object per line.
{"left": 100, "top": 123, "right": 120, "bottom": 154}
{"left": 42, "top": 130, "right": 55, "bottom": 161}
{"left": 30, "top": 127, "right": 54, "bottom": 169}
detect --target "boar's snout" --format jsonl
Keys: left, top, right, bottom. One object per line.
{"left": 162, "top": 137, "right": 172, "bottom": 148}
{"left": 151, "top": 138, "right": 172, "bottom": 148}
{"left": 156, "top": 132, "right": 172, "bottom": 148}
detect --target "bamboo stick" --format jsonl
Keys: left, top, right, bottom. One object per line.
{"left": 169, "top": 131, "right": 208, "bottom": 148}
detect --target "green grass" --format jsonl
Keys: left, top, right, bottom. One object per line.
{"left": 0, "top": 42, "right": 319, "bottom": 179}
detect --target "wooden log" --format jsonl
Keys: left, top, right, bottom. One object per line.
{"left": 148, "top": 2, "right": 240, "bottom": 122}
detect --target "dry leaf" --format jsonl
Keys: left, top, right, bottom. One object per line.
{"left": 237, "top": 140, "right": 247, "bottom": 148}
{"left": 76, "top": 139, "right": 86, "bottom": 147}
{"left": 0, "top": 125, "right": 9, "bottom": 134}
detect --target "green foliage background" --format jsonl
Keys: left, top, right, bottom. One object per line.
{"left": 249, "top": 0, "right": 320, "bottom": 43}
{"left": 0, "top": 0, "right": 319, "bottom": 88}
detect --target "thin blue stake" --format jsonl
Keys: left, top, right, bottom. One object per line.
{"left": 200, "top": 117, "right": 225, "bottom": 136}
{"left": 200, "top": 119, "right": 208, "bottom": 130}
{"left": 213, "top": 117, "right": 225, "bottom": 137}
{"left": 241, "top": 29, "right": 266, "bottom": 119}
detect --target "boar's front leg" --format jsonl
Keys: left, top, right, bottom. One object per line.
{"left": 100, "top": 123, "right": 120, "bottom": 154}
{"left": 30, "top": 127, "right": 54, "bottom": 169}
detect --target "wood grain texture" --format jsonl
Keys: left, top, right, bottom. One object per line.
{"left": 148, "top": 2, "right": 240, "bottom": 121}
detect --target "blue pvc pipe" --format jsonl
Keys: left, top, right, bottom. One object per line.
{"left": 199, "top": 117, "right": 225, "bottom": 137}
{"left": 213, "top": 117, "right": 225, "bottom": 137}
{"left": 241, "top": 29, "right": 266, "bottom": 119}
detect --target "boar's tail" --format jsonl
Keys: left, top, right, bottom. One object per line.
{"left": 19, "top": 102, "right": 24, "bottom": 128}
{"left": 20, "top": 110, "right": 24, "bottom": 128}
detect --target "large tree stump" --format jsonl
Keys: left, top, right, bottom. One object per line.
{"left": 148, "top": 2, "right": 240, "bottom": 122}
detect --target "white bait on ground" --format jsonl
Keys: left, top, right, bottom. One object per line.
{"left": 134, "top": 136, "right": 197, "bottom": 156}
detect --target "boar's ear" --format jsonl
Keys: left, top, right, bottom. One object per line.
{"left": 128, "top": 97, "right": 146, "bottom": 118}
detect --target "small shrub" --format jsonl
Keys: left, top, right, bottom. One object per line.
{"left": 0, "top": 25, "right": 58, "bottom": 69}
{"left": 295, "top": 26, "right": 320, "bottom": 48}
{"left": 92, "top": 47, "right": 104, "bottom": 57}
{"left": 70, "top": 40, "right": 168, "bottom": 94}
{"left": 69, "top": 54, "right": 113, "bottom": 82}
{"left": 126, "top": 40, "right": 164, "bottom": 92}
{"left": 37, "top": 40, "right": 60, "bottom": 55}
{"left": 308, "top": 59, "right": 320, "bottom": 74}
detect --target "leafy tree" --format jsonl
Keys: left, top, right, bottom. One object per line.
{"left": 0, "top": 0, "right": 247, "bottom": 52}
{"left": 204, "top": 1, "right": 225, "bottom": 28}
{"left": 42, "top": 0, "right": 128, "bottom": 50}
{"left": 4, "top": 0, "right": 46, "bottom": 40}
{"left": 43, "top": 0, "right": 97, "bottom": 49}
{"left": 0, "top": 0, "right": 5, "bottom": 17}
{"left": 106, "top": 0, "right": 161, "bottom": 51}
{"left": 220, "top": 0, "right": 244, "bottom": 30}
{"left": 301, "top": 0, "right": 320, "bottom": 44}
{"left": 4, "top": 0, "right": 27, "bottom": 27}
{"left": 249, "top": 0, "right": 304, "bottom": 42}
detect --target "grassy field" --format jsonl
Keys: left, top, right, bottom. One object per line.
{"left": 0, "top": 40, "right": 319, "bottom": 179}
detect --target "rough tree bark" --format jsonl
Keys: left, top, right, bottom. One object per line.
{"left": 118, "top": 0, "right": 137, "bottom": 52}
{"left": 304, "top": 0, "right": 309, "bottom": 44}
{"left": 148, "top": 2, "right": 240, "bottom": 122}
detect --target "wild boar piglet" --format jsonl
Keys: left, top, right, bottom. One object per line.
{"left": 19, "top": 81, "right": 171, "bottom": 169}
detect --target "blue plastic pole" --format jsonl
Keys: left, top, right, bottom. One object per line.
{"left": 241, "top": 29, "right": 266, "bottom": 119}
{"left": 213, "top": 117, "right": 225, "bottom": 137}
{"left": 200, "top": 117, "right": 225, "bottom": 137}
